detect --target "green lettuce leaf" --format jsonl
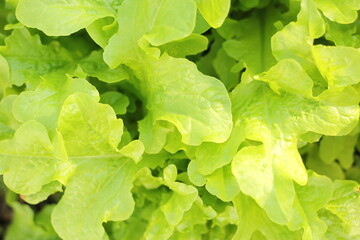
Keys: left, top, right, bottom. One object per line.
{"left": 5, "top": 202, "right": 60, "bottom": 240}
{"left": 313, "top": 0, "right": 360, "bottom": 24}
{"left": 132, "top": 164, "right": 201, "bottom": 240}
{"left": 304, "top": 143, "right": 346, "bottom": 180}
{"left": 195, "top": 32, "right": 222, "bottom": 78}
{"left": 195, "top": 0, "right": 231, "bottom": 28}
{"left": 16, "top": 0, "right": 116, "bottom": 36}
{"left": 312, "top": 45, "right": 360, "bottom": 87}
{"left": 324, "top": 19, "right": 360, "bottom": 47}
{"left": 1, "top": 91, "right": 144, "bottom": 240}
{"left": 22, "top": 181, "right": 63, "bottom": 205}
{"left": 103, "top": 0, "right": 231, "bottom": 154}
{"left": 172, "top": 198, "right": 216, "bottom": 235}
{"left": 86, "top": 17, "right": 118, "bottom": 48}
{"left": 321, "top": 180, "right": 360, "bottom": 238}
{"left": 79, "top": 50, "right": 129, "bottom": 83}
{"left": 233, "top": 171, "right": 336, "bottom": 240}
{"left": 52, "top": 93, "right": 140, "bottom": 240}
{"left": 100, "top": 91, "right": 129, "bottom": 115}
{"left": 135, "top": 54, "right": 232, "bottom": 153}
{"left": 0, "top": 28, "right": 74, "bottom": 88}
{"left": 272, "top": 0, "right": 327, "bottom": 94}
{"left": 189, "top": 58, "right": 358, "bottom": 236}
{"left": 220, "top": 8, "right": 278, "bottom": 75}
{"left": 144, "top": 209, "right": 174, "bottom": 240}
{"left": 0, "top": 121, "right": 70, "bottom": 195}
{"left": 104, "top": 0, "right": 196, "bottom": 68}
{"left": 205, "top": 164, "right": 240, "bottom": 202}
{"left": 0, "top": 95, "right": 17, "bottom": 141}
{"left": 161, "top": 165, "right": 198, "bottom": 225}
{"left": 293, "top": 171, "right": 334, "bottom": 239}
{"left": 0, "top": 54, "right": 10, "bottom": 96}
{"left": 0, "top": 95, "right": 21, "bottom": 136}
{"left": 230, "top": 73, "right": 357, "bottom": 214}
{"left": 233, "top": 192, "right": 301, "bottom": 240}
{"left": 1, "top": 1, "right": 359, "bottom": 239}
{"left": 319, "top": 135, "right": 358, "bottom": 169}
{"left": 159, "top": 34, "right": 208, "bottom": 58}
{"left": 12, "top": 75, "right": 98, "bottom": 133}
{"left": 194, "top": 58, "right": 358, "bottom": 176}
{"left": 0, "top": 122, "right": 14, "bottom": 141}
{"left": 213, "top": 46, "right": 241, "bottom": 91}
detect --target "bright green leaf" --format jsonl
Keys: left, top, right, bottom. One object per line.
{"left": 16, "top": 0, "right": 115, "bottom": 36}
{"left": 222, "top": 8, "right": 278, "bottom": 75}
{"left": 232, "top": 192, "right": 301, "bottom": 240}
{"left": 0, "top": 54, "right": 10, "bottom": 96}
{"left": 254, "top": 59, "right": 314, "bottom": 97}
{"left": 293, "top": 171, "right": 334, "bottom": 239}
{"left": 272, "top": 0, "right": 326, "bottom": 93}
{"left": 0, "top": 121, "right": 70, "bottom": 195}
{"left": 12, "top": 75, "right": 98, "bottom": 133}
{"left": 313, "top": 0, "right": 360, "bottom": 24}
{"left": 325, "top": 19, "right": 360, "bottom": 47}
{"left": 119, "top": 140, "right": 145, "bottom": 163}
{"left": 195, "top": 0, "right": 231, "bottom": 28}
{"left": 205, "top": 164, "right": 240, "bottom": 202}
{"left": 22, "top": 181, "right": 63, "bottom": 205}
{"left": 86, "top": 17, "right": 118, "bottom": 48}
{"left": 0, "top": 29, "right": 74, "bottom": 88}
{"left": 160, "top": 34, "right": 208, "bottom": 58}
{"left": 104, "top": 0, "right": 196, "bottom": 68}
{"left": 136, "top": 54, "right": 232, "bottom": 153}
{"left": 52, "top": 93, "right": 137, "bottom": 240}
{"left": 323, "top": 180, "right": 360, "bottom": 237}
{"left": 80, "top": 50, "right": 129, "bottom": 83}
{"left": 319, "top": 135, "right": 358, "bottom": 169}
{"left": 312, "top": 45, "right": 360, "bottom": 87}
{"left": 100, "top": 91, "right": 129, "bottom": 115}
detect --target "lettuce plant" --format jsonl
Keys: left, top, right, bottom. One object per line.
{"left": 0, "top": 0, "right": 359, "bottom": 239}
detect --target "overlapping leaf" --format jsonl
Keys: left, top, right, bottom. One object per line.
{"left": 0, "top": 55, "right": 10, "bottom": 96}
{"left": 0, "top": 28, "right": 74, "bottom": 88}
{"left": 104, "top": 0, "right": 197, "bottom": 67}
{"left": 12, "top": 75, "right": 98, "bottom": 133}
{"left": 191, "top": 59, "right": 358, "bottom": 227}
{"left": 135, "top": 54, "right": 232, "bottom": 153}
{"left": 313, "top": 0, "right": 360, "bottom": 24}
{"left": 0, "top": 121, "right": 69, "bottom": 196}
{"left": 219, "top": 8, "right": 278, "bottom": 75}
{"left": 52, "top": 93, "right": 139, "bottom": 240}
{"left": 195, "top": 0, "right": 231, "bottom": 28}
{"left": 0, "top": 91, "right": 144, "bottom": 240}
{"left": 16, "top": 0, "right": 116, "bottom": 36}
{"left": 0, "top": 0, "right": 359, "bottom": 240}
{"left": 79, "top": 50, "right": 129, "bottom": 83}
{"left": 320, "top": 180, "right": 360, "bottom": 239}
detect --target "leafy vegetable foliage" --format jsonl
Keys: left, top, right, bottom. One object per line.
{"left": 0, "top": 0, "right": 359, "bottom": 239}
